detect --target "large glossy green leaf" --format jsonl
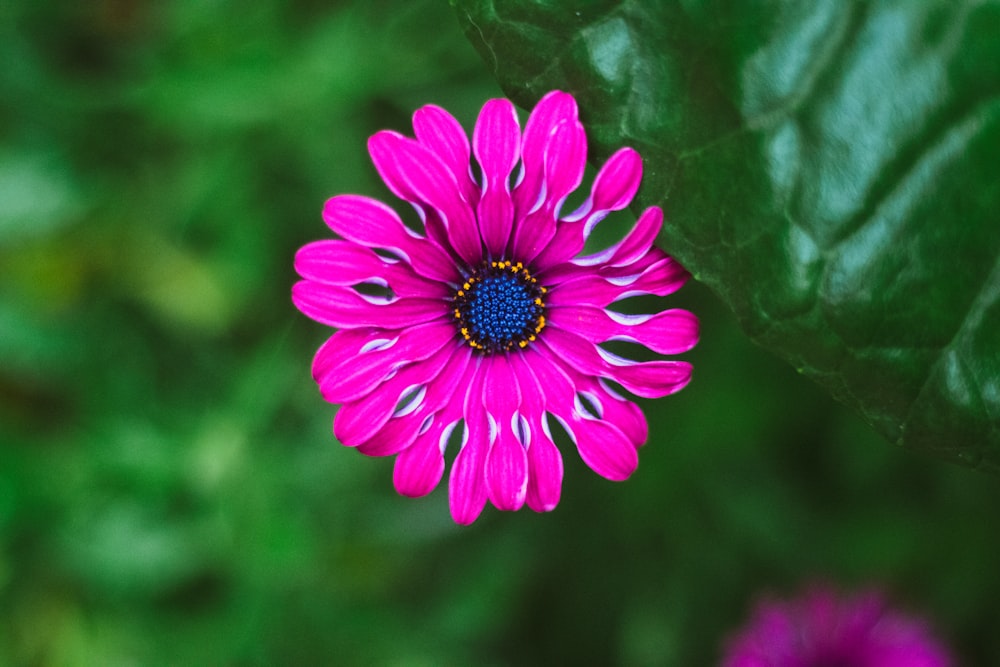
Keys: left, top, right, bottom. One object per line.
{"left": 452, "top": 0, "right": 1000, "bottom": 469}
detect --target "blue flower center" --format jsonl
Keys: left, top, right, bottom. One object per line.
{"left": 452, "top": 260, "right": 547, "bottom": 353}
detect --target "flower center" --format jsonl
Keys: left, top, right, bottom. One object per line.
{"left": 452, "top": 260, "right": 547, "bottom": 353}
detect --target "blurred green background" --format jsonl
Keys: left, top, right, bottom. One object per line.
{"left": 2, "top": 1, "right": 999, "bottom": 665}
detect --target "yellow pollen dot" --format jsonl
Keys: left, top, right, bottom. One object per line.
{"left": 518, "top": 340, "right": 528, "bottom": 348}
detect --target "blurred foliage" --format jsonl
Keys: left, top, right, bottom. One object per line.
{"left": 1, "top": 0, "right": 999, "bottom": 665}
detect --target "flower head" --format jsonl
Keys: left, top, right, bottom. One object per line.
{"left": 292, "top": 91, "right": 697, "bottom": 524}
{"left": 722, "top": 585, "right": 953, "bottom": 667}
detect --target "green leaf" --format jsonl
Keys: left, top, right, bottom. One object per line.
{"left": 453, "top": 0, "right": 1000, "bottom": 469}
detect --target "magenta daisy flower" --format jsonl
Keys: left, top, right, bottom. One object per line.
{"left": 722, "top": 585, "right": 953, "bottom": 667}
{"left": 292, "top": 91, "right": 698, "bottom": 524}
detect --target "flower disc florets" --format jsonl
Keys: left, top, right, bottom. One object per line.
{"left": 453, "top": 260, "right": 546, "bottom": 353}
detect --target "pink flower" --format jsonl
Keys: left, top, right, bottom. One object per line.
{"left": 292, "top": 91, "right": 697, "bottom": 524}
{"left": 722, "top": 585, "right": 953, "bottom": 667}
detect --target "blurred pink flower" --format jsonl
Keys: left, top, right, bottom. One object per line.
{"left": 722, "top": 585, "right": 953, "bottom": 667}
{"left": 293, "top": 91, "right": 697, "bottom": 524}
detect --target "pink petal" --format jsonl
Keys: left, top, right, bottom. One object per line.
{"left": 310, "top": 322, "right": 455, "bottom": 404}
{"left": 515, "top": 345, "right": 576, "bottom": 410}
{"left": 333, "top": 342, "right": 454, "bottom": 445}
{"left": 574, "top": 206, "right": 664, "bottom": 268}
{"left": 392, "top": 420, "right": 450, "bottom": 498}
{"left": 472, "top": 98, "right": 520, "bottom": 257}
{"left": 525, "top": 422, "right": 562, "bottom": 512}
{"left": 449, "top": 438, "right": 489, "bottom": 524}
{"left": 513, "top": 90, "right": 578, "bottom": 217}
{"left": 581, "top": 378, "right": 648, "bottom": 447}
{"left": 393, "top": 360, "right": 462, "bottom": 496}
{"left": 542, "top": 119, "right": 587, "bottom": 209}
{"left": 413, "top": 104, "right": 479, "bottom": 206}
{"left": 369, "top": 131, "right": 483, "bottom": 266}
{"left": 412, "top": 106, "right": 478, "bottom": 254}
{"left": 510, "top": 119, "right": 587, "bottom": 263}
{"left": 533, "top": 147, "right": 643, "bottom": 269}
{"left": 541, "top": 242, "right": 669, "bottom": 285}
{"left": 322, "top": 194, "right": 458, "bottom": 283}
{"left": 482, "top": 355, "right": 527, "bottom": 512}
{"left": 544, "top": 255, "right": 690, "bottom": 306}
{"left": 602, "top": 355, "right": 693, "bottom": 399}
{"left": 390, "top": 367, "right": 469, "bottom": 497}
{"left": 541, "top": 326, "right": 693, "bottom": 398}
{"left": 524, "top": 347, "right": 639, "bottom": 481}
{"left": 547, "top": 306, "right": 699, "bottom": 355}
{"left": 355, "top": 413, "right": 423, "bottom": 458}
{"left": 295, "top": 240, "right": 446, "bottom": 298}
{"left": 485, "top": 428, "right": 529, "bottom": 512}
{"left": 292, "top": 281, "right": 448, "bottom": 329}
{"left": 565, "top": 416, "right": 639, "bottom": 481}
{"left": 564, "top": 147, "right": 643, "bottom": 224}
{"left": 508, "top": 353, "right": 563, "bottom": 512}
{"left": 449, "top": 358, "right": 489, "bottom": 524}
{"left": 355, "top": 346, "right": 473, "bottom": 457}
